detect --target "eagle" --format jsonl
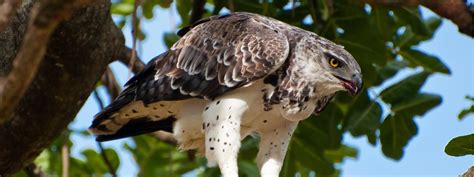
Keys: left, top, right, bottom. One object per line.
{"left": 89, "top": 12, "right": 362, "bottom": 177}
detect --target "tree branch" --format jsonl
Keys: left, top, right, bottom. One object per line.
{"left": 92, "top": 90, "right": 118, "bottom": 177}
{"left": 97, "top": 142, "right": 117, "bottom": 177}
{"left": 118, "top": 46, "right": 145, "bottom": 74}
{"left": 0, "top": 0, "right": 87, "bottom": 124}
{"left": 360, "top": 0, "right": 474, "bottom": 37}
{"left": 0, "top": 0, "right": 21, "bottom": 32}
{"left": 61, "top": 142, "right": 69, "bottom": 177}
{"left": 128, "top": 0, "right": 140, "bottom": 79}
{"left": 0, "top": 0, "right": 125, "bottom": 175}
{"left": 101, "top": 67, "right": 121, "bottom": 100}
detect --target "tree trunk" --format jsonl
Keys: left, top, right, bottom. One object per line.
{"left": 0, "top": 1, "right": 124, "bottom": 175}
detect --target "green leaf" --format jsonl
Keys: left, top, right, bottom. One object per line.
{"left": 399, "top": 49, "right": 451, "bottom": 74}
{"left": 238, "top": 161, "right": 259, "bottom": 177}
{"left": 82, "top": 149, "right": 109, "bottom": 174}
{"left": 395, "top": 17, "right": 442, "bottom": 49}
{"left": 380, "top": 71, "right": 430, "bottom": 105}
{"left": 459, "top": 105, "right": 474, "bottom": 120}
{"left": 163, "top": 32, "right": 180, "bottom": 49}
{"left": 176, "top": 0, "right": 192, "bottom": 25}
{"left": 12, "top": 171, "right": 28, "bottom": 177}
{"left": 292, "top": 137, "right": 335, "bottom": 175}
{"left": 233, "top": 0, "right": 262, "bottom": 14}
{"left": 370, "top": 8, "right": 397, "bottom": 41}
{"left": 380, "top": 114, "right": 418, "bottom": 160}
{"left": 310, "top": 104, "right": 344, "bottom": 149}
{"left": 391, "top": 93, "right": 442, "bottom": 116}
{"left": 103, "top": 148, "right": 120, "bottom": 170}
{"left": 373, "top": 60, "right": 409, "bottom": 86}
{"left": 111, "top": 3, "right": 134, "bottom": 16}
{"left": 445, "top": 134, "right": 474, "bottom": 156}
{"left": 458, "top": 96, "right": 474, "bottom": 120}
{"left": 345, "top": 92, "right": 383, "bottom": 137}
{"left": 324, "top": 144, "right": 358, "bottom": 163}
{"left": 393, "top": 7, "right": 430, "bottom": 36}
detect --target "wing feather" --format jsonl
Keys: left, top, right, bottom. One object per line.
{"left": 147, "top": 12, "right": 290, "bottom": 99}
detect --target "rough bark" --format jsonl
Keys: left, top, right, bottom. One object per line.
{"left": 0, "top": 0, "right": 124, "bottom": 175}
{"left": 0, "top": 0, "right": 91, "bottom": 123}
{"left": 0, "top": 0, "right": 22, "bottom": 32}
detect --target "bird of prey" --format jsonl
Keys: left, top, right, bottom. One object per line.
{"left": 89, "top": 12, "right": 362, "bottom": 177}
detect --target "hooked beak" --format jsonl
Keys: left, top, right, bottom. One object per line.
{"left": 334, "top": 74, "right": 363, "bottom": 96}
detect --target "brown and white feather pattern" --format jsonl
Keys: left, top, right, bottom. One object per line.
{"left": 153, "top": 13, "right": 290, "bottom": 99}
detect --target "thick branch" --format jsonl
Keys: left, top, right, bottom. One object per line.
{"left": 0, "top": 0, "right": 125, "bottom": 175}
{"left": 360, "top": 0, "right": 474, "bottom": 37}
{"left": 0, "top": 0, "right": 21, "bottom": 32}
{"left": 0, "top": 0, "right": 83, "bottom": 123}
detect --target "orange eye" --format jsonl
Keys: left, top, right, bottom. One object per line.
{"left": 329, "top": 58, "right": 339, "bottom": 68}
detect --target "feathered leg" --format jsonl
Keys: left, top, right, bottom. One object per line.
{"left": 257, "top": 120, "right": 298, "bottom": 177}
{"left": 203, "top": 98, "right": 248, "bottom": 177}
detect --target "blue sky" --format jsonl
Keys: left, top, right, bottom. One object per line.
{"left": 70, "top": 6, "right": 474, "bottom": 177}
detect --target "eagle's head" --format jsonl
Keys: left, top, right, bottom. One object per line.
{"left": 307, "top": 37, "right": 363, "bottom": 97}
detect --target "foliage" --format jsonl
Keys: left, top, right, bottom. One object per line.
{"left": 15, "top": 0, "right": 455, "bottom": 176}
{"left": 445, "top": 96, "right": 474, "bottom": 157}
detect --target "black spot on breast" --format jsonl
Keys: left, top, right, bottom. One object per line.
{"left": 160, "top": 104, "right": 165, "bottom": 107}
{"left": 207, "top": 123, "right": 210, "bottom": 127}
{"left": 205, "top": 106, "right": 209, "bottom": 111}
{"left": 263, "top": 120, "right": 267, "bottom": 123}
{"left": 210, "top": 147, "right": 214, "bottom": 150}
{"left": 125, "top": 114, "right": 130, "bottom": 117}
{"left": 216, "top": 100, "right": 221, "bottom": 105}
{"left": 216, "top": 116, "right": 219, "bottom": 120}
{"left": 132, "top": 109, "right": 138, "bottom": 113}
{"left": 209, "top": 138, "right": 212, "bottom": 142}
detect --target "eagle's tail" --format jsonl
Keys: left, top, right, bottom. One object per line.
{"left": 88, "top": 84, "right": 178, "bottom": 142}
{"left": 94, "top": 116, "right": 176, "bottom": 142}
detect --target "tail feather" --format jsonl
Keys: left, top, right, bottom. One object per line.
{"left": 95, "top": 116, "right": 176, "bottom": 142}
